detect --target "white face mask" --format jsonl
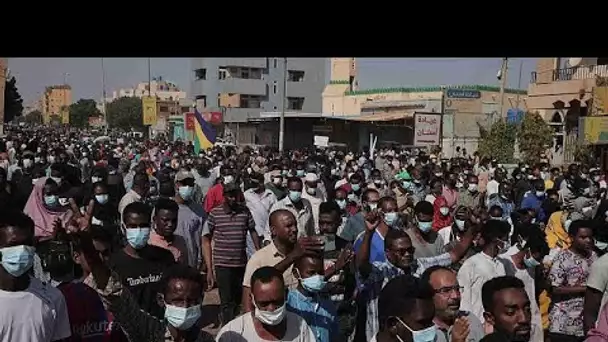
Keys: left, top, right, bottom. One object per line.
{"left": 439, "top": 207, "right": 449, "bottom": 216}
{"left": 223, "top": 175, "right": 234, "bottom": 184}
{"left": 252, "top": 296, "right": 286, "bottom": 326}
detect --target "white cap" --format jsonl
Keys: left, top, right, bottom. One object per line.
{"left": 305, "top": 173, "right": 318, "bottom": 182}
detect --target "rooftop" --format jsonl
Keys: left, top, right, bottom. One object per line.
{"left": 328, "top": 82, "right": 527, "bottom": 96}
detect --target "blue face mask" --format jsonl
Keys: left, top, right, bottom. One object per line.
{"left": 403, "top": 181, "right": 412, "bottom": 190}
{"left": 0, "top": 245, "right": 35, "bottom": 277}
{"left": 178, "top": 186, "right": 193, "bottom": 201}
{"left": 44, "top": 195, "right": 59, "bottom": 207}
{"left": 524, "top": 257, "right": 540, "bottom": 268}
{"left": 288, "top": 190, "right": 302, "bottom": 203}
{"left": 296, "top": 170, "right": 305, "bottom": 177}
{"left": 95, "top": 194, "right": 109, "bottom": 205}
{"left": 336, "top": 199, "right": 346, "bottom": 210}
{"left": 384, "top": 212, "right": 398, "bottom": 226}
{"left": 125, "top": 227, "right": 151, "bottom": 249}
{"left": 398, "top": 317, "right": 437, "bottom": 342}
{"left": 165, "top": 304, "right": 202, "bottom": 330}
{"left": 299, "top": 274, "right": 327, "bottom": 293}
{"left": 351, "top": 183, "right": 361, "bottom": 192}
{"left": 417, "top": 220, "right": 433, "bottom": 233}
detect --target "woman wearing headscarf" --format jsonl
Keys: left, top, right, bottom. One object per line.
{"left": 23, "top": 177, "right": 77, "bottom": 282}
{"left": 432, "top": 195, "right": 453, "bottom": 232}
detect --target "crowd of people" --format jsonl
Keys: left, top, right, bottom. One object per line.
{"left": 2, "top": 126, "right": 608, "bottom": 342}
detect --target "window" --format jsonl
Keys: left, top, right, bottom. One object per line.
{"left": 273, "top": 84, "right": 277, "bottom": 94}
{"left": 274, "top": 59, "right": 278, "bottom": 68}
{"left": 240, "top": 95, "right": 262, "bottom": 108}
{"left": 159, "top": 106, "right": 168, "bottom": 112}
{"left": 217, "top": 93, "right": 221, "bottom": 107}
{"left": 218, "top": 67, "right": 227, "bottom": 80}
{"left": 288, "top": 70, "right": 305, "bottom": 82}
{"left": 287, "top": 97, "right": 304, "bottom": 110}
{"left": 195, "top": 69, "right": 207, "bottom": 80}
{"left": 241, "top": 68, "right": 250, "bottom": 79}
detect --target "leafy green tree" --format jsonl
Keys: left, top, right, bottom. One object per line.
{"left": 25, "top": 110, "right": 43, "bottom": 125}
{"left": 4, "top": 76, "right": 23, "bottom": 123}
{"left": 567, "top": 138, "right": 594, "bottom": 165}
{"left": 517, "top": 112, "right": 554, "bottom": 164}
{"left": 477, "top": 120, "right": 517, "bottom": 163}
{"left": 68, "top": 99, "right": 101, "bottom": 128}
{"left": 49, "top": 115, "right": 62, "bottom": 126}
{"left": 106, "top": 97, "right": 144, "bottom": 131}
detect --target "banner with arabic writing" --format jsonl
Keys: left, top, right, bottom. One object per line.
{"left": 414, "top": 112, "right": 441, "bottom": 146}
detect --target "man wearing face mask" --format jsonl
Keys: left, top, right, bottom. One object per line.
{"left": 0, "top": 210, "right": 72, "bottom": 342}
{"left": 520, "top": 179, "right": 547, "bottom": 223}
{"left": 173, "top": 171, "right": 205, "bottom": 268}
{"left": 458, "top": 174, "right": 484, "bottom": 209}
{"left": 265, "top": 169, "right": 287, "bottom": 200}
{"left": 480, "top": 276, "right": 533, "bottom": 342}
{"left": 374, "top": 275, "right": 440, "bottom": 342}
{"left": 243, "top": 172, "right": 277, "bottom": 259}
{"left": 108, "top": 202, "right": 176, "bottom": 319}
{"left": 218, "top": 266, "right": 316, "bottom": 342}
{"left": 267, "top": 177, "right": 315, "bottom": 239}
{"left": 203, "top": 166, "right": 235, "bottom": 213}
{"left": 406, "top": 201, "right": 445, "bottom": 258}
{"left": 81, "top": 233, "right": 215, "bottom": 342}
{"left": 302, "top": 172, "right": 325, "bottom": 233}
{"left": 287, "top": 254, "right": 339, "bottom": 342}
{"left": 498, "top": 230, "right": 549, "bottom": 342}
{"left": 458, "top": 220, "right": 511, "bottom": 323}
{"left": 118, "top": 172, "right": 150, "bottom": 220}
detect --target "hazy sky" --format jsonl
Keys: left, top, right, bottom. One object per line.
{"left": 8, "top": 58, "right": 537, "bottom": 105}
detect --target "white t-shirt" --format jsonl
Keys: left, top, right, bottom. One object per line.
{"left": 0, "top": 277, "right": 71, "bottom": 342}
{"left": 216, "top": 312, "right": 316, "bottom": 342}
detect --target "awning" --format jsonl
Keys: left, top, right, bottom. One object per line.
{"left": 340, "top": 112, "right": 413, "bottom": 122}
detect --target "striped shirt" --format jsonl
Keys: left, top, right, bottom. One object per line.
{"left": 208, "top": 205, "right": 256, "bottom": 267}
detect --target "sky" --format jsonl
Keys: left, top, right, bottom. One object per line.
{"left": 8, "top": 58, "right": 537, "bottom": 106}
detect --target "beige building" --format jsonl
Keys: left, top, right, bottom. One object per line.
{"left": 525, "top": 58, "right": 608, "bottom": 165}
{"left": 41, "top": 85, "right": 72, "bottom": 124}
{"left": 322, "top": 58, "right": 527, "bottom": 156}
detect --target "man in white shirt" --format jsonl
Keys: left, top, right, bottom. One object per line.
{"left": 265, "top": 177, "right": 314, "bottom": 240}
{"left": 217, "top": 266, "right": 315, "bottom": 342}
{"left": 458, "top": 220, "right": 510, "bottom": 323}
{"left": 0, "top": 210, "right": 71, "bottom": 342}
{"left": 244, "top": 173, "right": 277, "bottom": 257}
{"left": 301, "top": 173, "right": 325, "bottom": 233}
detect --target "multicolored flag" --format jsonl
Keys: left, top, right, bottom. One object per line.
{"left": 193, "top": 108, "right": 216, "bottom": 153}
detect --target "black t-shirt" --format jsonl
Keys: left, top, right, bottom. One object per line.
{"left": 108, "top": 245, "right": 176, "bottom": 319}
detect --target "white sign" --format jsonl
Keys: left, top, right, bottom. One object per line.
{"left": 313, "top": 135, "right": 329, "bottom": 147}
{"left": 414, "top": 112, "right": 441, "bottom": 146}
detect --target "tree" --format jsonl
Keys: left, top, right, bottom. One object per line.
{"left": 69, "top": 99, "right": 101, "bottom": 128}
{"left": 517, "top": 112, "right": 554, "bottom": 164}
{"left": 567, "top": 139, "right": 594, "bottom": 165}
{"left": 24, "top": 110, "right": 43, "bottom": 125}
{"left": 106, "top": 97, "right": 144, "bottom": 131}
{"left": 476, "top": 119, "right": 517, "bottom": 163}
{"left": 4, "top": 76, "right": 23, "bottom": 123}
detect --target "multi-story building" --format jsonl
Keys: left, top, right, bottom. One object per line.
{"left": 322, "top": 58, "right": 527, "bottom": 155}
{"left": 190, "top": 58, "right": 326, "bottom": 144}
{"left": 41, "top": 85, "right": 72, "bottom": 124}
{"left": 525, "top": 58, "right": 608, "bottom": 165}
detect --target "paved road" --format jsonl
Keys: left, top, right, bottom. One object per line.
{"left": 201, "top": 288, "right": 221, "bottom": 336}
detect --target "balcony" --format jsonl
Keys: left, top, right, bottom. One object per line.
{"left": 531, "top": 64, "right": 608, "bottom": 84}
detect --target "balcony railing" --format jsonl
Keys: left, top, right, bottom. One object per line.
{"left": 530, "top": 64, "right": 608, "bottom": 84}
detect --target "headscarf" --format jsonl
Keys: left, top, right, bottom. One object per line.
{"left": 432, "top": 195, "right": 452, "bottom": 231}
{"left": 23, "top": 177, "right": 74, "bottom": 240}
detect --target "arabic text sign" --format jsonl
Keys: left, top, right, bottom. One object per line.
{"left": 580, "top": 116, "right": 608, "bottom": 145}
{"left": 446, "top": 89, "right": 481, "bottom": 99}
{"left": 414, "top": 113, "right": 441, "bottom": 146}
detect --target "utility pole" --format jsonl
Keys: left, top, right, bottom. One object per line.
{"left": 278, "top": 57, "right": 287, "bottom": 153}
{"left": 515, "top": 59, "right": 523, "bottom": 113}
{"left": 101, "top": 58, "right": 108, "bottom": 134}
{"left": 497, "top": 58, "right": 509, "bottom": 124}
